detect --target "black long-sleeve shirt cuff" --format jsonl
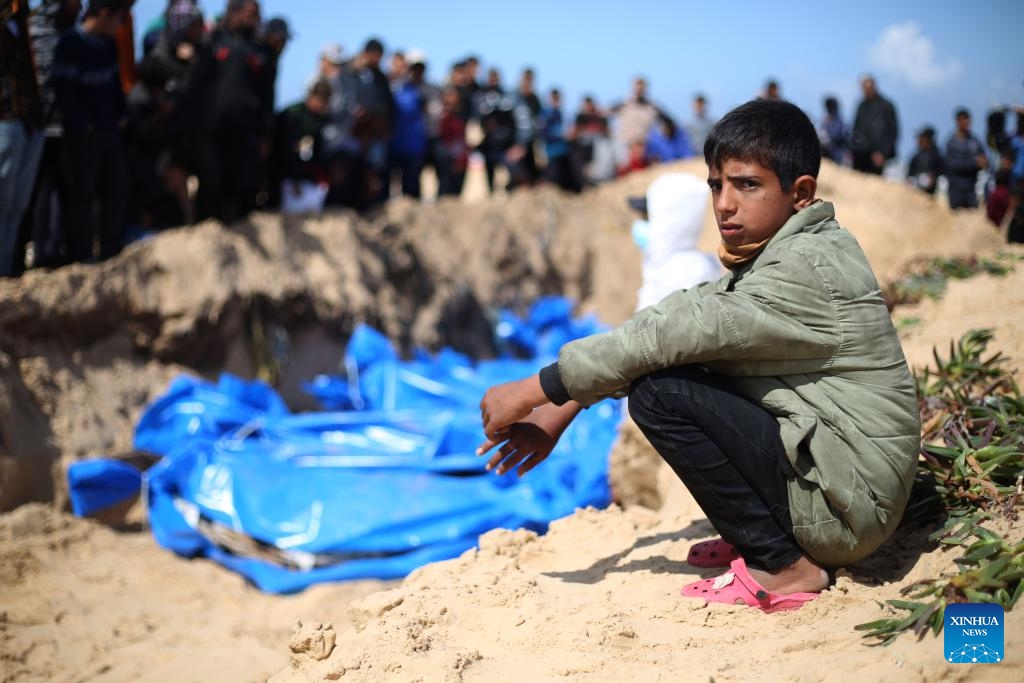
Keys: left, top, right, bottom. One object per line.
{"left": 539, "top": 362, "right": 572, "bottom": 406}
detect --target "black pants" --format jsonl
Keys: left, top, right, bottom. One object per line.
{"left": 947, "top": 181, "right": 978, "bottom": 210}
{"left": 63, "top": 129, "right": 128, "bottom": 263}
{"left": 389, "top": 151, "right": 425, "bottom": 199}
{"left": 14, "top": 135, "right": 68, "bottom": 274}
{"left": 628, "top": 365, "right": 804, "bottom": 571}
{"left": 851, "top": 150, "right": 884, "bottom": 175}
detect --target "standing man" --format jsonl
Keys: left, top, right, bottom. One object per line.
{"left": 541, "top": 88, "right": 578, "bottom": 192}
{"left": 13, "top": 0, "right": 82, "bottom": 274}
{"left": 684, "top": 94, "right": 714, "bottom": 154}
{"left": 944, "top": 108, "right": 987, "bottom": 210}
{"left": 509, "top": 67, "right": 542, "bottom": 189}
{"left": 53, "top": 0, "right": 131, "bottom": 264}
{"left": 610, "top": 76, "right": 660, "bottom": 153}
{"left": 389, "top": 50, "right": 431, "bottom": 199}
{"left": 851, "top": 74, "right": 898, "bottom": 175}
{"left": 0, "top": 0, "right": 46, "bottom": 276}
{"left": 476, "top": 68, "right": 515, "bottom": 193}
{"left": 200, "top": 0, "right": 269, "bottom": 222}
{"left": 347, "top": 37, "right": 395, "bottom": 206}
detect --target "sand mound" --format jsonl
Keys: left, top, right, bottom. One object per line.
{"left": 0, "top": 159, "right": 1004, "bottom": 511}
{"left": 895, "top": 249, "right": 1024, "bottom": 375}
{"left": 1, "top": 161, "right": 1020, "bottom": 682}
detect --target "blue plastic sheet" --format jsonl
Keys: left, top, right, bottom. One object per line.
{"left": 69, "top": 297, "right": 620, "bottom": 593}
{"left": 67, "top": 459, "right": 143, "bottom": 517}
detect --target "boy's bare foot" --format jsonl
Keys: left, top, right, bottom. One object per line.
{"left": 746, "top": 555, "right": 829, "bottom": 594}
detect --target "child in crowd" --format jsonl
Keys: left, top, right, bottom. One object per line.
{"left": 987, "top": 168, "right": 1011, "bottom": 228}
{"left": 478, "top": 99, "right": 920, "bottom": 613}
{"left": 906, "top": 126, "right": 943, "bottom": 196}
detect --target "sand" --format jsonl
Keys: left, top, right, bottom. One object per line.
{"left": 0, "top": 504, "right": 388, "bottom": 683}
{"left": 1, "top": 161, "right": 1022, "bottom": 682}
{"left": 269, "top": 505, "right": 1023, "bottom": 683}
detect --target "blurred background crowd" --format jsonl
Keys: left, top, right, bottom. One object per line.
{"left": 2, "top": 0, "right": 1023, "bottom": 279}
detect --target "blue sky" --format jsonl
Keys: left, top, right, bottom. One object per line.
{"left": 133, "top": 0, "right": 1022, "bottom": 160}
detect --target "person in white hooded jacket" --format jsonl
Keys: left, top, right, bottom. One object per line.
{"left": 629, "top": 172, "right": 722, "bottom": 310}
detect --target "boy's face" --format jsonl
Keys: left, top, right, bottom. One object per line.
{"left": 708, "top": 158, "right": 814, "bottom": 247}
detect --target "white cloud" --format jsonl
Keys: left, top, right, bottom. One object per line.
{"left": 867, "top": 22, "right": 964, "bottom": 89}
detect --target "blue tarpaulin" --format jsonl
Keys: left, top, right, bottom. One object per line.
{"left": 68, "top": 297, "right": 620, "bottom": 593}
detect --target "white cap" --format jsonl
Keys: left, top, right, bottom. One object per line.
{"left": 405, "top": 48, "right": 427, "bottom": 66}
{"left": 322, "top": 42, "right": 344, "bottom": 65}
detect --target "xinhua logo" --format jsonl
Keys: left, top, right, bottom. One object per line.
{"left": 944, "top": 603, "right": 1004, "bottom": 664}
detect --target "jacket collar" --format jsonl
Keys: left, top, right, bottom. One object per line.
{"left": 771, "top": 200, "right": 835, "bottom": 242}
{"left": 729, "top": 201, "right": 836, "bottom": 279}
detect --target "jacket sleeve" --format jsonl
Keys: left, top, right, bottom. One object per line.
{"left": 556, "top": 252, "right": 841, "bottom": 406}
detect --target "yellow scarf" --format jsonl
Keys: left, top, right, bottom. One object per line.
{"left": 717, "top": 236, "right": 774, "bottom": 270}
{"left": 717, "top": 202, "right": 821, "bottom": 270}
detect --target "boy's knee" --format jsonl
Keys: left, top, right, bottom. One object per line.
{"left": 628, "top": 366, "right": 709, "bottom": 423}
{"left": 627, "top": 374, "right": 656, "bottom": 422}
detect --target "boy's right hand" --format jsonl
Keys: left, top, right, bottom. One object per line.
{"left": 479, "top": 375, "right": 548, "bottom": 442}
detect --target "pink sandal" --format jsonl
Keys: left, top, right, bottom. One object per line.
{"left": 680, "top": 557, "right": 820, "bottom": 613}
{"left": 687, "top": 538, "right": 739, "bottom": 568}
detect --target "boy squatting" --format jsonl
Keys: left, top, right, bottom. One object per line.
{"left": 477, "top": 98, "right": 920, "bottom": 613}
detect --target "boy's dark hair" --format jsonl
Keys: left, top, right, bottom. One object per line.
{"left": 308, "top": 78, "right": 332, "bottom": 101}
{"left": 955, "top": 107, "right": 970, "bottom": 120}
{"left": 823, "top": 96, "right": 839, "bottom": 116}
{"left": 703, "top": 99, "right": 821, "bottom": 190}
{"left": 659, "top": 113, "right": 678, "bottom": 136}
{"left": 364, "top": 38, "right": 384, "bottom": 54}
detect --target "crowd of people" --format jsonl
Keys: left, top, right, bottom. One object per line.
{"left": 2, "top": 0, "right": 1024, "bottom": 279}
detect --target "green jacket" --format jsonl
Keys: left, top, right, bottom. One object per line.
{"left": 556, "top": 202, "right": 920, "bottom": 566}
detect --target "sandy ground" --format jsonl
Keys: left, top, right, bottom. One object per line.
{"left": 0, "top": 504, "right": 389, "bottom": 683}
{"left": 896, "top": 247, "right": 1024, "bottom": 377}
{"left": 269, "top": 503, "right": 1023, "bottom": 683}
{"left": 1, "top": 161, "right": 1022, "bottom": 682}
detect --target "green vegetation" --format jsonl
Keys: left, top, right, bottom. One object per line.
{"left": 884, "top": 253, "right": 1018, "bottom": 308}
{"left": 856, "top": 329, "right": 1024, "bottom": 645}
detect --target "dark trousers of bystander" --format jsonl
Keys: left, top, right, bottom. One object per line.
{"left": 13, "top": 136, "right": 69, "bottom": 274}
{"left": 851, "top": 150, "right": 884, "bottom": 175}
{"left": 390, "top": 151, "right": 425, "bottom": 199}
{"left": 435, "top": 159, "right": 465, "bottom": 197}
{"left": 63, "top": 129, "right": 128, "bottom": 263}
{"left": 544, "top": 153, "right": 581, "bottom": 193}
{"left": 947, "top": 180, "right": 979, "bottom": 210}
{"left": 628, "top": 365, "right": 804, "bottom": 571}
{"left": 482, "top": 146, "right": 510, "bottom": 193}
{"left": 210, "top": 123, "right": 261, "bottom": 223}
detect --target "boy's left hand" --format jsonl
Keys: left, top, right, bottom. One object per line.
{"left": 477, "top": 419, "right": 558, "bottom": 477}
{"left": 476, "top": 401, "right": 583, "bottom": 477}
